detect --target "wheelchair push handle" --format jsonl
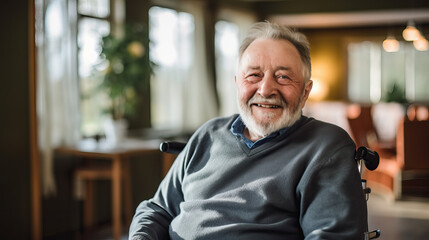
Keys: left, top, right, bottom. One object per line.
{"left": 355, "top": 146, "right": 379, "bottom": 171}
{"left": 160, "top": 141, "right": 186, "bottom": 154}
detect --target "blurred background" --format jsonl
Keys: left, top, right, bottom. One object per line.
{"left": 1, "top": 0, "right": 429, "bottom": 239}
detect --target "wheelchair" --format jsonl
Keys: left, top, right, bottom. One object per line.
{"left": 159, "top": 141, "right": 381, "bottom": 239}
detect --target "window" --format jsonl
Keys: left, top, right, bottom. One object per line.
{"left": 149, "top": 6, "right": 195, "bottom": 130}
{"left": 215, "top": 20, "right": 240, "bottom": 117}
{"left": 214, "top": 9, "right": 256, "bottom": 117}
{"left": 348, "top": 41, "right": 429, "bottom": 103}
{"left": 78, "top": 0, "right": 110, "bottom": 18}
{"left": 77, "top": 0, "right": 111, "bottom": 136}
{"left": 414, "top": 48, "right": 429, "bottom": 101}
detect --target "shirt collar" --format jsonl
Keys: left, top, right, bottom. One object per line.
{"left": 230, "top": 115, "right": 290, "bottom": 149}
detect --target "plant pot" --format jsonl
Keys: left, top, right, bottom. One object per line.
{"left": 103, "top": 118, "right": 128, "bottom": 145}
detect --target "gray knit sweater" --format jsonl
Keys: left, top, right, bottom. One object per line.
{"left": 129, "top": 115, "right": 367, "bottom": 240}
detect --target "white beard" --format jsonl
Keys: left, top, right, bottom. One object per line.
{"left": 238, "top": 91, "right": 304, "bottom": 138}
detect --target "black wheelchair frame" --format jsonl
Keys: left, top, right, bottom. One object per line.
{"left": 159, "top": 142, "right": 381, "bottom": 239}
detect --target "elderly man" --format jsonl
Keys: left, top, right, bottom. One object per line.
{"left": 129, "top": 22, "right": 367, "bottom": 240}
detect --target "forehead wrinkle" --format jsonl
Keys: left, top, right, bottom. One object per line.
{"left": 275, "top": 66, "right": 292, "bottom": 72}
{"left": 247, "top": 66, "right": 261, "bottom": 71}
{"left": 275, "top": 66, "right": 298, "bottom": 77}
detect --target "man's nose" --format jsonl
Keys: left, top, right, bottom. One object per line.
{"left": 257, "top": 76, "right": 278, "bottom": 98}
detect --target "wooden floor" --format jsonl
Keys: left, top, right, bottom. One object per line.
{"left": 367, "top": 194, "right": 429, "bottom": 240}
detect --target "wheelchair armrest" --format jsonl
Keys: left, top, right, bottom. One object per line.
{"left": 160, "top": 141, "right": 187, "bottom": 154}
{"left": 355, "top": 146, "right": 380, "bottom": 171}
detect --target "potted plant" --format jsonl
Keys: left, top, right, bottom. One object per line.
{"left": 97, "top": 24, "right": 152, "bottom": 143}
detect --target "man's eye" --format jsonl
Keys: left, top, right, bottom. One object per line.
{"left": 277, "top": 75, "right": 291, "bottom": 82}
{"left": 247, "top": 74, "right": 261, "bottom": 82}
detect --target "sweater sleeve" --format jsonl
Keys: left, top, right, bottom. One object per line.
{"left": 298, "top": 143, "right": 368, "bottom": 240}
{"left": 128, "top": 117, "right": 223, "bottom": 240}
{"left": 128, "top": 149, "right": 186, "bottom": 240}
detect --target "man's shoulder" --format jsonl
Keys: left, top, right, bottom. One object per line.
{"left": 302, "top": 116, "right": 348, "bottom": 133}
{"left": 199, "top": 114, "right": 239, "bottom": 132}
{"left": 299, "top": 116, "right": 354, "bottom": 144}
{"left": 188, "top": 114, "right": 238, "bottom": 142}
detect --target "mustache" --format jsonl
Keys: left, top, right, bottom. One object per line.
{"left": 247, "top": 95, "right": 287, "bottom": 107}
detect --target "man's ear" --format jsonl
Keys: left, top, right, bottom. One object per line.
{"left": 300, "top": 80, "right": 313, "bottom": 108}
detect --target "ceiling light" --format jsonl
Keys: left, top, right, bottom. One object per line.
{"left": 402, "top": 21, "right": 421, "bottom": 41}
{"left": 382, "top": 36, "right": 400, "bottom": 52}
{"left": 414, "top": 35, "right": 429, "bottom": 51}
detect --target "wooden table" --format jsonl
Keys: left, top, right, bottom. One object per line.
{"left": 56, "top": 138, "right": 162, "bottom": 240}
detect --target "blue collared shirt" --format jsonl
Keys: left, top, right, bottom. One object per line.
{"left": 230, "top": 116, "right": 290, "bottom": 149}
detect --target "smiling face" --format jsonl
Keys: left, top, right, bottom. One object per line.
{"left": 235, "top": 38, "right": 313, "bottom": 141}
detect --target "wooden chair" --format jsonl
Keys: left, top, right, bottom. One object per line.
{"left": 357, "top": 111, "right": 429, "bottom": 199}
{"left": 397, "top": 117, "right": 429, "bottom": 198}
{"left": 346, "top": 104, "right": 399, "bottom": 198}
{"left": 346, "top": 104, "right": 397, "bottom": 155}
{"left": 346, "top": 104, "right": 379, "bottom": 147}
{"left": 55, "top": 139, "right": 162, "bottom": 240}
{"left": 74, "top": 159, "right": 133, "bottom": 231}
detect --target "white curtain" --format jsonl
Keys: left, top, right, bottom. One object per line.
{"left": 215, "top": 9, "right": 256, "bottom": 117}
{"left": 36, "top": 0, "right": 81, "bottom": 197}
{"left": 183, "top": 2, "right": 218, "bottom": 131}
{"left": 149, "top": 3, "right": 218, "bottom": 133}
{"left": 215, "top": 20, "right": 240, "bottom": 117}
